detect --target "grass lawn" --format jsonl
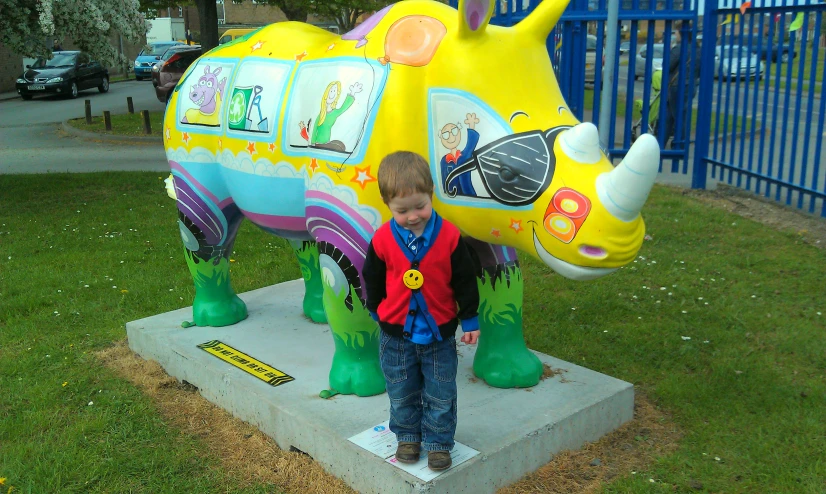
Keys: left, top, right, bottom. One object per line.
{"left": 1, "top": 173, "right": 824, "bottom": 492}
{"left": 766, "top": 45, "right": 825, "bottom": 94}
{"left": 66, "top": 111, "right": 165, "bottom": 137}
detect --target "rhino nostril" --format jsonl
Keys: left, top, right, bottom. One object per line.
{"left": 579, "top": 245, "right": 607, "bottom": 259}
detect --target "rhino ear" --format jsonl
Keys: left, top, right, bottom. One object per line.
{"left": 515, "top": 0, "right": 569, "bottom": 42}
{"left": 457, "top": 0, "right": 494, "bottom": 37}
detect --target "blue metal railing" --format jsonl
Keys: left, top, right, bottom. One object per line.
{"left": 693, "top": 0, "right": 826, "bottom": 216}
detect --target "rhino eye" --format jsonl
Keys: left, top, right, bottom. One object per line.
{"left": 499, "top": 166, "right": 519, "bottom": 182}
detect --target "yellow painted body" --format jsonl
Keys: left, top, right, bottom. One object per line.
{"left": 164, "top": 0, "right": 649, "bottom": 279}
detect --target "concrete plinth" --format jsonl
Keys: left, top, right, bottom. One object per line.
{"left": 126, "top": 280, "right": 633, "bottom": 493}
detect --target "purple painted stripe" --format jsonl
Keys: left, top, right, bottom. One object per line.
{"left": 175, "top": 179, "right": 224, "bottom": 245}
{"left": 308, "top": 223, "right": 366, "bottom": 280}
{"left": 305, "top": 190, "right": 375, "bottom": 236}
{"left": 170, "top": 161, "right": 221, "bottom": 205}
{"left": 241, "top": 210, "right": 307, "bottom": 231}
{"left": 306, "top": 205, "right": 370, "bottom": 256}
{"left": 218, "top": 197, "right": 235, "bottom": 209}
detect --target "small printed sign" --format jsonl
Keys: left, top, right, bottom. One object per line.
{"left": 348, "top": 421, "right": 480, "bottom": 481}
{"left": 197, "top": 340, "right": 294, "bottom": 387}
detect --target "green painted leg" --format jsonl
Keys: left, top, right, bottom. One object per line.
{"left": 289, "top": 240, "right": 327, "bottom": 323}
{"left": 185, "top": 250, "right": 248, "bottom": 327}
{"left": 473, "top": 263, "right": 543, "bottom": 388}
{"left": 321, "top": 278, "right": 385, "bottom": 397}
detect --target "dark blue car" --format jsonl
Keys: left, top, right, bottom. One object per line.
{"left": 751, "top": 45, "right": 796, "bottom": 63}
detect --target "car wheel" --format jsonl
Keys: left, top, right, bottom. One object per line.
{"left": 69, "top": 81, "right": 78, "bottom": 99}
{"left": 98, "top": 76, "right": 109, "bottom": 93}
{"left": 20, "top": 93, "right": 32, "bottom": 100}
{"left": 780, "top": 53, "right": 789, "bottom": 63}
{"left": 135, "top": 75, "right": 143, "bottom": 81}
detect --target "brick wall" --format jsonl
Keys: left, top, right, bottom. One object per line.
{"left": 0, "top": 44, "right": 22, "bottom": 93}
{"left": 222, "top": 1, "right": 287, "bottom": 26}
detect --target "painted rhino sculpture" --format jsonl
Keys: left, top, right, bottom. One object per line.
{"left": 163, "top": 0, "right": 660, "bottom": 396}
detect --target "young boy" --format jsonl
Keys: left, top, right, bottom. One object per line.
{"left": 362, "top": 151, "right": 481, "bottom": 472}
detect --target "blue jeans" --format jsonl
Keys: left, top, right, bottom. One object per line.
{"left": 379, "top": 331, "right": 458, "bottom": 452}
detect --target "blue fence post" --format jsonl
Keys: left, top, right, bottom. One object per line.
{"left": 691, "top": 0, "right": 718, "bottom": 189}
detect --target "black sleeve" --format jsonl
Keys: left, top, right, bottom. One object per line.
{"left": 449, "top": 236, "right": 481, "bottom": 321}
{"left": 362, "top": 241, "right": 386, "bottom": 314}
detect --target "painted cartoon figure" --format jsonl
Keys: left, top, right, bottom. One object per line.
{"left": 182, "top": 66, "right": 227, "bottom": 126}
{"left": 440, "top": 113, "right": 480, "bottom": 197}
{"left": 298, "top": 81, "right": 363, "bottom": 152}
{"left": 163, "top": 0, "right": 660, "bottom": 398}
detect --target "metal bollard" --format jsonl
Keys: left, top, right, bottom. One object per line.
{"left": 127, "top": 96, "right": 134, "bottom": 114}
{"left": 85, "top": 100, "right": 92, "bottom": 124}
{"left": 103, "top": 111, "right": 112, "bottom": 131}
{"left": 141, "top": 110, "right": 151, "bottom": 134}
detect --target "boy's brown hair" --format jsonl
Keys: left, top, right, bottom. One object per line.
{"left": 376, "top": 151, "right": 434, "bottom": 204}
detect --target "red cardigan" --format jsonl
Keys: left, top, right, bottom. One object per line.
{"left": 363, "top": 215, "right": 480, "bottom": 340}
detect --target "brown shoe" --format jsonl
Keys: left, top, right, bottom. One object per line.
{"left": 427, "top": 450, "right": 452, "bottom": 471}
{"left": 395, "top": 442, "right": 421, "bottom": 464}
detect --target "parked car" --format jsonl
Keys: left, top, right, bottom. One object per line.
{"left": 134, "top": 41, "right": 184, "bottom": 80}
{"left": 619, "top": 41, "right": 631, "bottom": 54}
{"left": 15, "top": 51, "right": 109, "bottom": 100}
{"left": 751, "top": 44, "right": 796, "bottom": 63}
{"left": 152, "top": 45, "right": 202, "bottom": 104}
{"left": 715, "top": 45, "right": 764, "bottom": 80}
{"left": 634, "top": 44, "right": 665, "bottom": 80}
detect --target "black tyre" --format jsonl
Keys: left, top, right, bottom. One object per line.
{"left": 135, "top": 76, "right": 143, "bottom": 81}
{"left": 20, "top": 93, "right": 32, "bottom": 100}
{"left": 98, "top": 76, "right": 109, "bottom": 93}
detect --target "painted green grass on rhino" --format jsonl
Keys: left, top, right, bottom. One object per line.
{"left": 478, "top": 265, "right": 523, "bottom": 329}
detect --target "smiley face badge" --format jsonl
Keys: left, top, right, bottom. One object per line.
{"left": 403, "top": 269, "right": 424, "bottom": 290}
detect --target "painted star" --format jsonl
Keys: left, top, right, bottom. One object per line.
{"left": 250, "top": 40, "right": 265, "bottom": 53}
{"left": 246, "top": 141, "right": 256, "bottom": 155}
{"left": 182, "top": 132, "right": 190, "bottom": 145}
{"left": 164, "top": 127, "right": 171, "bottom": 141}
{"left": 509, "top": 219, "right": 523, "bottom": 234}
{"left": 491, "top": 228, "right": 502, "bottom": 238}
{"left": 268, "top": 142, "right": 276, "bottom": 153}
{"left": 295, "top": 51, "right": 308, "bottom": 62}
{"left": 350, "top": 165, "right": 375, "bottom": 189}
{"left": 309, "top": 157, "right": 319, "bottom": 173}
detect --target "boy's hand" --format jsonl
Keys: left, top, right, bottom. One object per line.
{"left": 461, "top": 330, "right": 480, "bottom": 345}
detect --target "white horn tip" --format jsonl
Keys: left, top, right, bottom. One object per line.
{"left": 560, "top": 122, "right": 602, "bottom": 164}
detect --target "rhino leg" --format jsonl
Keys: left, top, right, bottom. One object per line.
{"left": 174, "top": 175, "right": 247, "bottom": 327}
{"left": 306, "top": 197, "right": 384, "bottom": 397}
{"left": 315, "top": 241, "right": 385, "bottom": 397}
{"left": 466, "top": 239, "right": 543, "bottom": 388}
{"left": 289, "top": 239, "right": 327, "bottom": 323}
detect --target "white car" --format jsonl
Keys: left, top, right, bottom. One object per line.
{"left": 715, "top": 45, "right": 764, "bottom": 80}
{"left": 634, "top": 44, "right": 665, "bottom": 80}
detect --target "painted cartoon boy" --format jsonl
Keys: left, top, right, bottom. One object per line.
{"left": 439, "top": 112, "right": 480, "bottom": 197}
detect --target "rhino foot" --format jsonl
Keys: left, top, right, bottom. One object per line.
{"left": 303, "top": 291, "right": 327, "bottom": 323}
{"left": 192, "top": 294, "right": 248, "bottom": 327}
{"left": 473, "top": 341, "right": 543, "bottom": 389}
{"left": 328, "top": 352, "right": 385, "bottom": 397}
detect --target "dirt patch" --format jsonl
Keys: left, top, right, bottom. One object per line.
{"left": 96, "top": 341, "right": 356, "bottom": 494}
{"left": 680, "top": 184, "right": 826, "bottom": 249}
{"left": 98, "top": 341, "right": 681, "bottom": 493}
{"left": 498, "top": 393, "right": 682, "bottom": 493}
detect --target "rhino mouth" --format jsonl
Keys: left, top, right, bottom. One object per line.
{"left": 532, "top": 228, "right": 617, "bottom": 281}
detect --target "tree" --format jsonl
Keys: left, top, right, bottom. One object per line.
{"left": 0, "top": 0, "right": 146, "bottom": 66}
{"left": 271, "top": 0, "right": 309, "bottom": 23}
{"left": 310, "top": 0, "right": 393, "bottom": 33}
{"left": 193, "top": 0, "right": 220, "bottom": 51}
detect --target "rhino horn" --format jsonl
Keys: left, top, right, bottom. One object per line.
{"left": 559, "top": 122, "right": 602, "bottom": 164}
{"left": 595, "top": 134, "right": 660, "bottom": 222}
{"left": 515, "top": 0, "right": 569, "bottom": 41}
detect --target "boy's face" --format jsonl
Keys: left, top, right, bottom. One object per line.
{"left": 387, "top": 192, "right": 433, "bottom": 235}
